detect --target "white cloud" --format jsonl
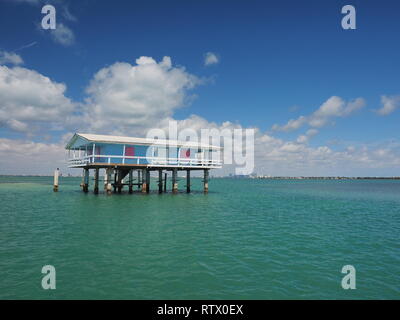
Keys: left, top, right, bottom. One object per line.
{"left": 83, "top": 56, "right": 200, "bottom": 135}
{"left": 0, "top": 55, "right": 399, "bottom": 176}
{"left": 50, "top": 23, "right": 75, "bottom": 46}
{"left": 0, "top": 51, "right": 24, "bottom": 65}
{"left": 0, "top": 65, "right": 75, "bottom": 133}
{"left": 296, "top": 128, "right": 318, "bottom": 144}
{"left": 272, "top": 96, "right": 365, "bottom": 132}
{"left": 204, "top": 52, "right": 219, "bottom": 66}
{"left": 0, "top": 138, "right": 66, "bottom": 175}
{"left": 253, "top": 131, "right": 400, "bottom": 177}
{"left": 376, "top": 95, "right": 400, "bottom": 116}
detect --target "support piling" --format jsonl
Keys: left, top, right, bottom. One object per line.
{"left": 172, "top": 168, "right": 178, "bottom": 194}
{"left": 204, "top": 169, "right": 209, "bottom": 193}
{"left": 186, "top": 169, "right": 190, "bottom": 193}
{"left": 158, "top": 169, "right": 163, "bottom": 194}
{"left": 83, "top": 168, "right": 89, "bottom": 193}
{"left": 129, "top": 169, "right": 133, "bottom": 194}
{"left": 106, "top": 168, "right": 112, "bottom": 194}
{"left": 94, "top": 168, "right": 99, "bottom": 194}
{"left": 146, "top": 169, "right": 150, "bottom": 194}
{"left": 141, "top": 169, "right": 147, "bottom": 193}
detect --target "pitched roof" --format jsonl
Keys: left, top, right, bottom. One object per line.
{"left": 66, "top": 133, "right": 222, "bottom": 150}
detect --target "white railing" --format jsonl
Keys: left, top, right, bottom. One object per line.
{"left": 68, "top": 154, "right": 222, "bottom": 167}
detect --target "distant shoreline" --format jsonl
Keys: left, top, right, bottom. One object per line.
{"left": 232, "top": 176, "right": 400, "bottom": 180}
{"left": 1, "top": 175, "right": 400, "bottom": 180}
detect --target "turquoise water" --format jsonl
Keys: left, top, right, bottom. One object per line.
{"left": 0, "top": 176, "right": 399, "bottom": 299}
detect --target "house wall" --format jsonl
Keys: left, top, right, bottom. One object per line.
{"left": 80, "top": 142, "right": 208, "bottom": 165}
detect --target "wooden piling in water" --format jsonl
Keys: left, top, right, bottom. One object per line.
{"left": 137, "top": 170, "right": 141, "bottom": 190}
{"left": 204, "top": 169, "right": 209, "bottom": 193}
{"left": 113, "top": 168, "right": 117, "bottom": 193}
{"left": 141, "top": 169, "right": 147, "bottom": 193}
{"left": 186, "top": 170, "right": 190, "bottom": 193}
{"left": 172, "top": 168, "right": 178, "bottom": 194}
{"left": 129, "top": 169, "right": 133, "bottom": 194}
{"left": 164, "top": 172, "right": 167, "bottom": 192}
{"left": 83, "top": 168, "right": 89, "bottom": 193}
{"left": 117, "top": 169, "right": 122, "bottom": 193}
{"left": 94, "top": 168, "right": 99, "bottom": 194}
{"left": 146, "top": 169, "right": 150, "bottom": 193}
{"left": 158, "top": 169, "right": 163, "bottom": 194}
{"left": 106, "top": 168, "right": 112, "bottom": 194}
{"left": 53, "top": 168, "right": 59, "bottom": 192}
{"left": 104, "top": 169, "right": 108, "bottom": 191}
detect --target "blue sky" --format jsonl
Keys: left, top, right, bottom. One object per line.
{"left": 0, "top": 0, "right": 399, "bottom": 175}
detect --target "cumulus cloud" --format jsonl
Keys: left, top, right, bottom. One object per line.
{"left": 375, "top": 95, "right": 400, "bottom": 116}
{"left": 296, "top": 128, "right": 318, "bottom": 144}
{"left": 272, "top": 96, "right": 365, "bottom": 132}
{"left": 0, "top": 138, "right": 66, "bottom": 174}
{"left": 0, "top": 51, "right": 24, "bottom": 65}
{"left": 50, "top": 23, "right": 75, "bottom": 46}
{"left": 204, "top": 52, "right": 219, "bottom": 66}
{"left": 253, "top": 132, "right": 400, "bottom": 177}
{"left": 0, "top": 54, "right": 399, "bottom": 176}
{"left": 0, "top": 65, "right": 75, "bottom": 133}
{"left": 83, "top": 56, "right": 200, "bottom": 135}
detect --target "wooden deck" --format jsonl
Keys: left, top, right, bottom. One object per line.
{"left": 72, "top": 162, "right": 220, "bottom": 170}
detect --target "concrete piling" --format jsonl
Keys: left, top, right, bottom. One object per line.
{"left": 53, "top": 168, "right": 59, "bottom": 192}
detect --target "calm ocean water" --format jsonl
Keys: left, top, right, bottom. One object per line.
{"left": 0, "top": 176, "right": 399, "bottom": 299}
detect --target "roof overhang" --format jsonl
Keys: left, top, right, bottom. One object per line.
{"left": 65, "top": 133, "right": 223, "bottom": 151}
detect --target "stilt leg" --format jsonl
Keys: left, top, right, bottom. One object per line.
{"left": 186, "top": 169, "right": 190, "bottom": 193}
{"left": 204, "top": 169, "right": 209, "bottom": 193}
{"left": 141, "top": 169, "right": 147, "bottom": 193}
{"left": 113, "top": 169, "right": 117, "bottom": 193}
{"left": 158, "top": 169, "right": 163, "bottom": 194}
{"left": 106, "top": 168, "right": 112, "bottom": 195}
{"left": 146, "top": 169, "right": 150, "bottom": 194}
{"left": 129, "top": 169, "right": 133, "bottom": 194}
{"left": 94, "top": 168, "right": 99, "bottom": 194}
{"left": 172, "top": 168, "right": 178, "bottom": 194}
{"left": 117, "top": 169, "right": 122, "bottom": 193}
{"left": 83, "top": 168, "right": 89, "bottom": 193}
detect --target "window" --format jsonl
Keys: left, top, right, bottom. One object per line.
{"left": 125, "top": 146, "right": 135, "bottom": 157}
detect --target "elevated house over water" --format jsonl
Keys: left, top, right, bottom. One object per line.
{"left": 65, "top": 133, "right": 222, "bottom": 194}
